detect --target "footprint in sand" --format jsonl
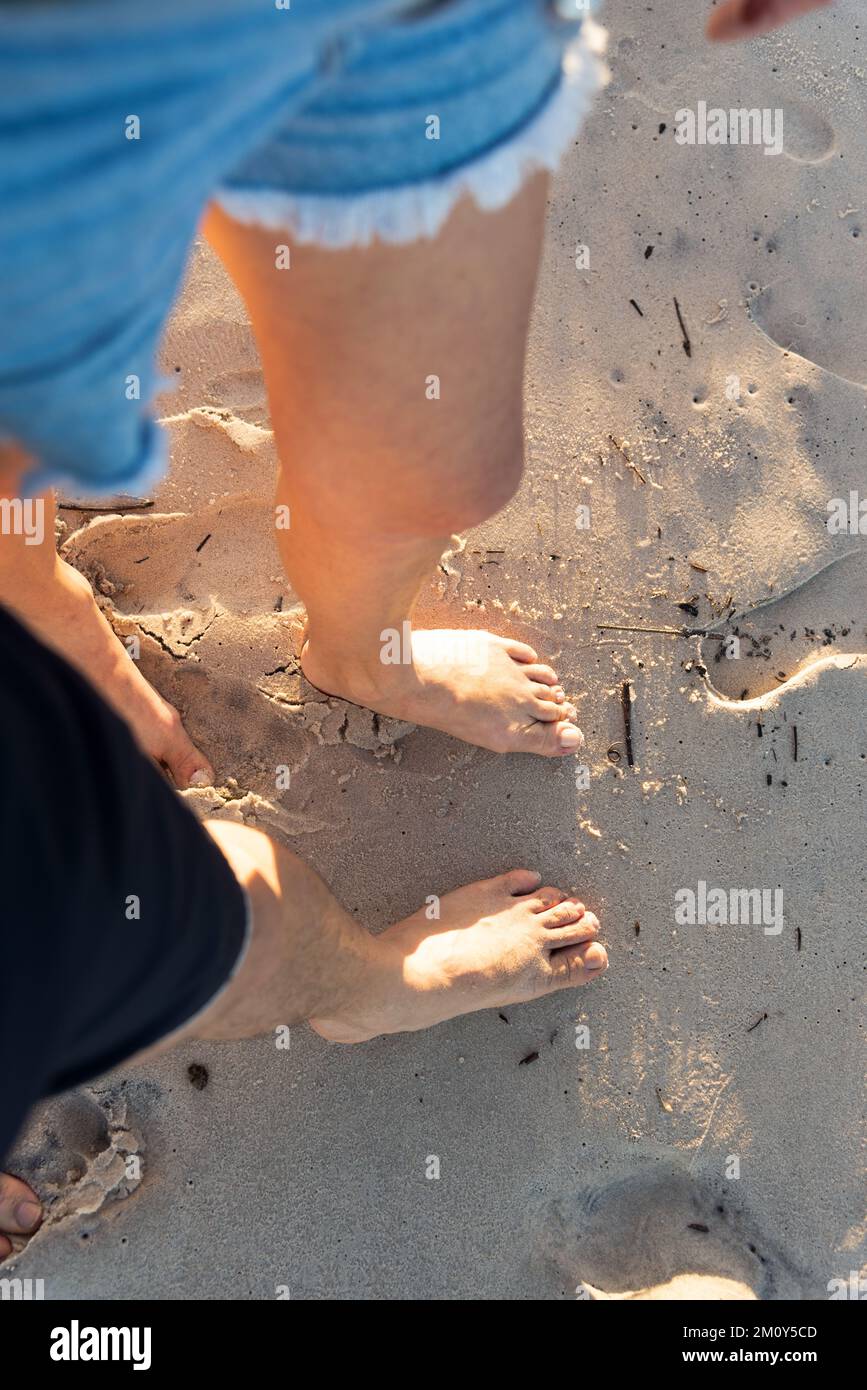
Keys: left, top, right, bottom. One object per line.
{"left": 61, "top": 496, "right": 282, "bottom": 617}
{"left": 701, "top": 550, "right": 867, "bottom": 702}
{"left": 537, "top": 1163, "right": 805, "bottom": 1300}
{"left": 779, "top": 100, "right": 836, "bottom": 165}
{"left": 2, "top": 1083, "right": 156, "bottom": 1258}
{"left": 202, "top": 369, "right": 269, "bottom": 427}
{"left": 748, "top": 278, "right": 867, "bottom": 387}
{"left": 746, "top": 216, "right": 865, "bottom": 387}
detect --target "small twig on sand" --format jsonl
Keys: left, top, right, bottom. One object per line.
{"left": 608, "top": 434, "right": 646, "bottom": 481}
{"left": 629, "top": 459, "right": 648, "bottom": 484}
{"left": 609, "top": 434, "right": 630, "bottom": 462}
{"left": 792, "top": 725, "right": 799, "bottom": 761}
{"left": 673, "top": 296, "right": 692, "bottom": 357}
{"left": 597, "top": 622, "right": 724, "bottom": 640}
{"left": 629, "top": 298, "right": 644, "bottom": 317}
{"left": 747, "top": 1012, "right": 768, "bottom": 1033}
{"left": 58, "top": 497, "right": 154, "bottom": 512}
{"left": 620, "top": 679, "right": 635, "bottom": 767}
{"left": 796, "top": 926, "right": 802, "bottom": 952}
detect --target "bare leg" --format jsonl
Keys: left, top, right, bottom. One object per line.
{"left": 2, "top": 828, "right": 605, "bottom": 1246}
{"left": 0, "top": 446, "right": 213, "bottom": 787}
{"left": 170, "top": 820, "right": 608, "bottom": 1046}
{"left": 205, "top": 177, "right": 584, "bottom": 756}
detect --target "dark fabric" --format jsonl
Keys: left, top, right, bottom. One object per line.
{"left": 0, "top": 605, "right": 247, "bottom": 1161}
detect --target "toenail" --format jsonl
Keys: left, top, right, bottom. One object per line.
{"left": 16, "top": 1200, "right": 41, "bottom": 1231}
{"left": 559, "top": 726, "right": 584, "bottom": 749}
{"left": 189, "top": 769, "right": 212, "bottom": 787}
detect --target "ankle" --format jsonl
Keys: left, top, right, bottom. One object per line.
{"left": 301, "top": 629, "right": 409, "bottom": 699}
{"left": 307, "top": 924, "right": 401, "bottom": 1041}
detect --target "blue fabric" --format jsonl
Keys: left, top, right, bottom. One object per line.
{"left": 0, "top": 0, "right": 581, "bottom": 498}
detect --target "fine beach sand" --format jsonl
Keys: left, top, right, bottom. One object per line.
{"left": 7, "top": 0, "right": 866, "bottom": 1298}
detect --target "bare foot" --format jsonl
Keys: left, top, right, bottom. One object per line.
{"left": 0, "top": 1172, "right": 42, "bottom": 1260}
{"left": 12, "top": 559, "right": 213, "bottom": 789}
{"left": 302, "top": 628, "right": 584, "bottom": 756}
{"left": 310, "top": 869, "right": 607, "bottom": 1041}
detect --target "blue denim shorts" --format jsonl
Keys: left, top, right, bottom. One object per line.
{"left": 0, "top": 0, "right": 606, "bottom": 500}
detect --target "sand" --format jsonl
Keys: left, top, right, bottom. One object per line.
{"left": 6, "top": 0, "right": 865, "bottom": 1299}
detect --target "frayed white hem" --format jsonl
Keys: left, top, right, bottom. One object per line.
{"left": 214, "top": 19, "right": 609, "bottom": 249}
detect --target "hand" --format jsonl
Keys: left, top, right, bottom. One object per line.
{"left": 707, "top": 0, "right": 833, "bottom": 42}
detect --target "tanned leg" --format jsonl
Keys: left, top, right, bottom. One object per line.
{"left": 0, "top": 445, "right": 213, "bottom": 787}
{"left": 166, "top": 821, "right": 608, "bottom": 1047}
{"left": 205, "top": 176, "right": 584, "bottom": 757}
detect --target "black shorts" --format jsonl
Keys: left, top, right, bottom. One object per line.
{"left": 0, "top": 605, "right": 248, "bottom": 1162}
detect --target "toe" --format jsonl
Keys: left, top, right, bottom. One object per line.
{"left": 526, "top": 887, "right": 568, "bottom": 911}
{"left": 534, "top": 685, "right": 567, "bottom": 705}
{"left": 577, "top": 941, "right": 608, "bottom": 973}
{"left": 531, "top": 695, "right": 578, "bottom": 724}
{"left": 529, "top": 696, "right": 565, "bottom": 722}
{"left": 548, "top": 940, "right": 609, "bottom": 988}
{"left": 159, "top": 706, "right": 214, "bottom": 790}
{"left": 0, "top": 1173, "right": 42, "bottom": 1237}
{"left": 518, "top": 718, "right": 585, "bottom": 756}
{"left": 555, "top": 719, "right": 584, "bottom": 751}
{"left": 538, "top": 898, "right": 587, "bottom": 928}
{"left": 543, "top": 908, "right": 600, "bottom": 945}
{"left": 497, "top": 869, "right": 544, "bottom": 897}
{"left": 503, "top": 639, "right": 538, "bottom": 663}
{"left": 522, "top": 664, "right": 559, "bottom": 686}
